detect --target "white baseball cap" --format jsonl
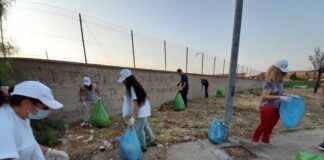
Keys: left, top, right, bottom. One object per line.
{"left": 83, "top": 76, "right": 91, "bottom": 86}
{"left": 117, "top": 69, "right": 132, "bottom": 83}
{"left": 11, "top": 81, "right": 63, "bottom": 109}
{"left": 274, "top": 60, "right": 288, "bottom": 73}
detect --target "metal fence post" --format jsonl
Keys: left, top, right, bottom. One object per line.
{"left": 201, "top": 53, "right": 204, "bottom": 74}
{"left": 186, "top": 47, "right": 188, "bottom": 73}
{"left": 222, "top": 59, "right": 225, "bottom": 75}
{"left": 131, "top": 30, "right": 136, "bottom": 68}
{"left": 213, "top": 56, "right": 216, "bottom": 75}
{"left": 164, "top": 40, "right": 167, "bottom": 71}
{"left": 79, "top": 13, "right": 87, "bottom": 64}
{"left": 45, "top": 51, "right": 49, "bottom": 60}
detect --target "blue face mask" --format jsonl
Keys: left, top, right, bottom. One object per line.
{"left": 28, "top": 109, "right": 50, "bottom": 120}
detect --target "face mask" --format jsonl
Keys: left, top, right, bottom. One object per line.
{"left": 28, "top": 109, "right": 50, "bottom": 120}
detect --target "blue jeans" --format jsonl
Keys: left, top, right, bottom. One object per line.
{"left": 136, "top": 117, "right": 155, "bottom": 149}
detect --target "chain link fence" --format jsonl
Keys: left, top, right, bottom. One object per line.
{"left": 5, "top": 1, "right": 263, "bottom": 78}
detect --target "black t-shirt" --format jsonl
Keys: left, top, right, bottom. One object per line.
{"left": 201, "top": 79, "right": 209, "bottom": 87}
{"left": 180, "top": 73, "right": 189, "bottom": 90}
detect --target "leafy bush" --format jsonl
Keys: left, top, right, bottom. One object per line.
{"left": 30, "top": 119, "right": 66, "bottom": 147}
{"left": 284, "top": 80, "right": 319, "bottom": 88}
{"left": 0, "top": 59, "right": 14, "bottom": 86}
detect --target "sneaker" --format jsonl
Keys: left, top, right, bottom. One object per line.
{"left": 252, "top": 141, "right": 258, "bottom": 147}
{"left": 146, "top": 139, "right": 157, "bottom": 147}
{"left": 318, "top": 142, "right": 324, "bottom": 151}
{"left": 141, "top": 147, "right": 147, "bottom": 153}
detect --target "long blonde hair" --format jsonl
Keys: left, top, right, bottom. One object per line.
{"left": 266, "top": 66, "right": 286, "bottom": 83}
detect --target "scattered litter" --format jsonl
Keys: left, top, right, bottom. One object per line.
{"left": 212, "top": 149, "right": 231, "bottom": 160}
{"left": 90, "top": 129, "right": 95, "bottom": 134}
{"left": 84, "top": 135, "right": 94, "bottom": 143}
{"left": 102, "top": 140, "right": 112, "bottom": 149}
{"left": 76, "top": 136, "right": 84, "bottom": 140}
{"left": 58, "top": 88, "right": 323, "bottom": 160}
{"left": 99, "top": 145, "right": 106, "bottom": 152}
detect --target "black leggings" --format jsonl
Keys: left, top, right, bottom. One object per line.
{"left": 180, "top": 89, "right": 188, "bottom": 107}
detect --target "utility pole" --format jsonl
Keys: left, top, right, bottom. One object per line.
{"left": 224, "top": 0, "right": 244, "bottom": 130}
{"left": 79, "top": 13, "right": 87, "bottom": 64}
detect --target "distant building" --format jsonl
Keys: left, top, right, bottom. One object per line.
{"left": 286, "top": 70, "right": 324, "bottom": 80}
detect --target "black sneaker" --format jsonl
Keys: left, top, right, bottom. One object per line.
{"left": 146, "top": 139, "right": 157, "bottom": 147}
{"left": 318, "top": 142, "right": 324, "bottom": 151}
{"left": 141, "top": 147, "right": 147, "bottom": 153}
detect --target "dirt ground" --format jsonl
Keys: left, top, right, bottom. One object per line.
{"left": 57, "top": 88, "right": 324, "bottom": 160}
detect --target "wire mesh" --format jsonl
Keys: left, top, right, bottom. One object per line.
{"left": 133, "top": 31, "right": 164, "bottom": 70}
{"left": 3, "top": 1, "right": 261, "bottom": 79}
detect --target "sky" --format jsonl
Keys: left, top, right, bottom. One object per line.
{"left": 4, "top": 0, "right": 324, "bottom": 73}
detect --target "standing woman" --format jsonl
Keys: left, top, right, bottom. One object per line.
{"left": 79, "top": 76, "right": 100, "bottom": 126}
{"left": 117, "top": 69, "right": 157, "bottom": 152}
{"left": 0, "top": 81, "right": 69, "bottom": 159}
{"left": 251, "top": 60, "right": 291, "bottom": 146}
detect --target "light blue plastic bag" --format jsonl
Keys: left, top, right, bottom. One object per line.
{"left": 118, "top": 126, "right": 143, "bottom": 160}
{"left": 279, "top": 97, "right": 305, "bottom": 129}
{"left": 208, "top": 118, "right": 228, "bottom": 144}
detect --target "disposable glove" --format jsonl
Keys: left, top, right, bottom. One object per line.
{"left": 128, "top": 117, "right": 135, "bottom": 126}
{"left": 279, "top": 96, "right": 290, "bottom": 101}
{"left": 47, "top": 148, "right": 69, "bottom": 160}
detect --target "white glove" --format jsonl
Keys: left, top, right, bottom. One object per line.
{"left": 279, "top": 96, "right": 290, "bottom": 101}
{"left": 82, "top": 101, "right": 87, "bottom": 106}
{"left": 47, "top": 148, "right": 69, "bottom": 160}
{"left": 128, "top": 117, "right": 135, "bottom": 126}
{"left": 290, "top": 95, "right": 300, "bottom": 99}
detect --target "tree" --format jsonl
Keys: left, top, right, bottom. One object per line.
{"left": 0, "top": 0, "right": 15, "bottom": 58}
{"left": 290, "top": 73, "right": 300, "bottom": 80}
{"left": 309, "top": 47, "right": 324, "bottom": 93}
{"left": 0, "top": 0, "right": 15, "bottom": 86}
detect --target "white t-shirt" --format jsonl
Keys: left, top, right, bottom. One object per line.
{"left": 122, "top": 87, "right": 151, "bottom": 118}
{"left": 0, "top": 104, "right": 45, "bottom": 160}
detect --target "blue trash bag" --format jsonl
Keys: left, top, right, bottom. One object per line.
{"left": 118, "top": 126, "right": 143, "bottom": 160}
{"left": 208, "top": 118, "right": 228, "bottom": 144}
{"left": 279, "top": 97, "right": 305, "bottom": 129}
